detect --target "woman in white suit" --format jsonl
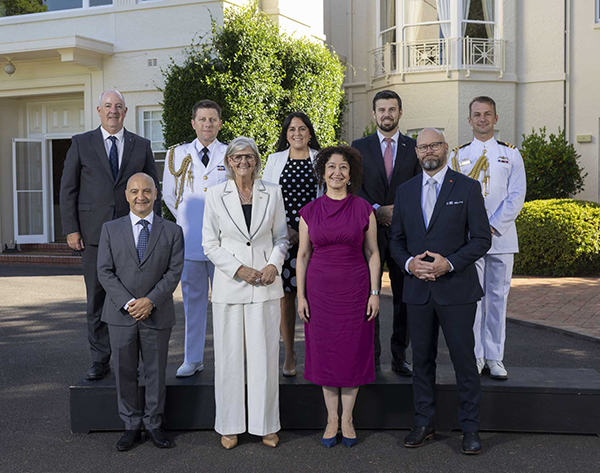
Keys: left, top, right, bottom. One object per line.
{"left": 262, "top": 112, "right": 321, "bottom": 377}
{"left": 203, "top": 137, "right": 288, "bottom": 450}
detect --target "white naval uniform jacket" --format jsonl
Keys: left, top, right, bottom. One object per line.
{"left": 202, "top": 179, "right": 288, "bottom": 304}
{"left": 162, "top": 138, "right": 228, "bottom": 261}
{"left": 451, "top": 137, "right": 526, "bottom": 255}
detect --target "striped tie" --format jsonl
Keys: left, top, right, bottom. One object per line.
{"left": 137, "top": 219, "right": 150, "bottom": 262}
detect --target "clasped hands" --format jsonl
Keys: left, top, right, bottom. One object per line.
{"left": 236, "top": 264, "right": 278, "bottom": 287}
{"left": 128, "top": 297, "right": 153, "bottom": 321}
{"left": 408, "top": 251, "right": 451, "bottom": 282}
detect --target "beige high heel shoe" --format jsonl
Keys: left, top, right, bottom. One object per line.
{"left": 262, "top": 433, "right": 279, "bottom": 447}
{"left": 221, "top": 435, "right": 238, "bottom": 450}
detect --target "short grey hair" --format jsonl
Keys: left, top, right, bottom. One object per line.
{"left": 417, "top": 127, "right": 446, "bottom": 142}
{"left": 126, "top": 172, "right": 155, "bottom": 190}
{"left": 98, "top": 90, "right": 127, "bottom": 108}
{"left": 224, "top": 136, "right": 262, "bottom": 180}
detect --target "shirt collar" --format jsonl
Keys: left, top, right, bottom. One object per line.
{"left": 472, "top": 136, "right": 497, "bottom": 149}
{"left": 101, "top": 126, "right": 125, "bottom": 143}
{"left": 422, "top": 165, "right": 449, "bottom": 187}
{"left": 377, "top": 129, "right": 400, "bottom": 144}
{"left": 194, "top": 138, "right": 220, "bottom": 155}
{"left": 129, "top": 211, "right": 154, "bottom": 227}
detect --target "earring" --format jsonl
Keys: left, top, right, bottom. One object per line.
{"left": 347, "top": 181, "right": 351, "bottom": 186}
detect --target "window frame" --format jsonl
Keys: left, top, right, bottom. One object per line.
{"left": 138, "top": 106, "right": 166, "bottom": 184}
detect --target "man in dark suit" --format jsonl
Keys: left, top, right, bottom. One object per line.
{"left": 60, "top": 90, "right": 161, "bottom": 380}
{"left": 97, "top": 172, "right": 184, "bottom": 451}
{"left": 352, "top": 90, "right": 421, "bottom": 375}
{"left": 389, "top": 128, "right": 491, "bottom": 455}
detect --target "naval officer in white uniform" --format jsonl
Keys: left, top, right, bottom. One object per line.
{"left": 450, "top": 96, "right": 526, "bottom": 380}
{"left": 163, "top": 100, "right": 228, "bottom": 377}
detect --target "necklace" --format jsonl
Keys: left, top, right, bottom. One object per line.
{"left": 237, "top": 186, "right": 253, "bottom": 204}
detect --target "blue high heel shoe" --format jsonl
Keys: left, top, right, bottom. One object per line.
{"left": 342, "top": 435, "right": 358, "bottom": 448}
{"left": 321, "top": 432, "right": 337, "bottom": 448}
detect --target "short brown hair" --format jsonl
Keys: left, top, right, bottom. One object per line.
{"left": 469, "top": 96, "right": 497, "bottom": 116}
{"left": 192, "top": 99, "right": 222, "bottom": 119}
{"left": 314, "top": 145, "right": 363, "bottom": 195}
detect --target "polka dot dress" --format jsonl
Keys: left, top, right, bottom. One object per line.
{"left": 280, "top": 156, "right": 318, "bottom": 292}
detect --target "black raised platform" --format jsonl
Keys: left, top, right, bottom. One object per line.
{"left": 70, "top": 365, "right": 600, "bottom": 435}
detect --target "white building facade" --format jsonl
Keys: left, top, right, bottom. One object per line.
{"left": 325, "top": 0, "right": 600, "bottom": 203}
{"left": 0, "top": 0, "right": 323, "bottom": 249}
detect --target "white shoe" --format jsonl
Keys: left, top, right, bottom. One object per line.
{"left": 176, "top": 362, "right": 204, "bottom": 377}
{"left": 476, "top": 358, "right": 485, "bottom": 376}
{"left": 486, "top": 360, "right": 508, "bottom": 380}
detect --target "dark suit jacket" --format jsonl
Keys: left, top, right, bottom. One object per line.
{"left": 389, "top": 168, "right": 492, "bottom": 306}
{"left": 97, "top": 214, "right": 184, "bottom": 329}
{"left": 352, "top": 132, "right": 421, "bottom": 246}
{"left": 59, "top": 127, "right": 161, "bottom": 246}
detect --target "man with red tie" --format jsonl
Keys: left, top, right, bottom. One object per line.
{"left": 352, "top": 90, "right": 421, "bottom": 374}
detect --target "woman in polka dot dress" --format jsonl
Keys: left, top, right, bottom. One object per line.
{"left": 263, "top": 112, "right": 321, "bottom": 376}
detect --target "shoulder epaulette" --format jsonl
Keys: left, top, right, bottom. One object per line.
{"left": 452, "top": 142, "right": 471, "bottom": 153}
{"left": 168, "top": 142, "right": 188, "bottom": 150}
{"left": 497, "top": 140, "right": 516, "bottom": 149}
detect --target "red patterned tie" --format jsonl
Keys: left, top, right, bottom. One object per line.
{"left": 383, "top": 137, "right": 394, "bottom": 184}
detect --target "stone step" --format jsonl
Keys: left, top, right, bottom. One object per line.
{"left": 0, "top": 254, "right": 82, "bottom": 265}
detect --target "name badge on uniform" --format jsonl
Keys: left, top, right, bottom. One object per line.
{"left": 498, "top": 156, "right": 509, "bottom": 164}
{"left": 460, "top": 159, "right": 471, "bottom": 166}
{"left": 217, "top": 165, "right": 226, "bottom": 171}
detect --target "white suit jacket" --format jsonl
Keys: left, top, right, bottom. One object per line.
{"left": 163, "top": 138, "right": 228, "bottom": 261}
{"left": 202, "top": 179, "right": 288, "bottom": 304}
{"left": 451, "top": 137, "right": 526, "bottom": 254}
{"left": 262, "top": 148, "right": 323, "bottom": 197}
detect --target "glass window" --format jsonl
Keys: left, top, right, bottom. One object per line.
{"left": 597, "top": 0, "right": 600, "bottom": 23}
{"left": 140, "top": 108, "right": 166, "bottom": 183}
{"left": 462, "top": 0, "right": 495, "bottom": 38}
{"left": 44, "top": 0, "right": 83, "bottom": 11}
{"left": 90, "top": 0, "right": 112, "bottom": 5}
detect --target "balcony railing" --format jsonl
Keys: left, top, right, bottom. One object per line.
{"left": 371, "top": 37, "right": 506, "bottom": 79}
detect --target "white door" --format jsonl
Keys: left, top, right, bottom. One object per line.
{"left": 12, "top": 138, "right": 49, "bottom": 244}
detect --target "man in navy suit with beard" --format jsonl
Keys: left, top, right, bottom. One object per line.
{"left": 389, "top": 128, "right": 491, "bottom": 455}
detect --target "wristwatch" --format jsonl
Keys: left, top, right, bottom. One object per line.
{"left": 370, "top": 290, "right": 380, "bottom": 296}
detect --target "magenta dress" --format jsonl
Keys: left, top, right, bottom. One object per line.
{"left": 299, "top": 193, "right": 375, "bottom": 387}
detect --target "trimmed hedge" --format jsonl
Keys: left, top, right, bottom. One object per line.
{"left": 514, "top": 199, "right": 600, "bottom": 276}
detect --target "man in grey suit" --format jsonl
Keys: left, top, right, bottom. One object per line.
{"left": 97, "top": 172, "right": 184, "bottom": 451}
{"left": 60, "top": 90, "right": 161, "bottom": 380}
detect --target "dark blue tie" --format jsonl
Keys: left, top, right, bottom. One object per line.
{"left": 137, "top": 219, "right": 150, "bottom": 262}
{"left": 108, "top": 136, "right": 119, "bottom": 180}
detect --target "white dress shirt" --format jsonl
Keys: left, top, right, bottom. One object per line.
{"left": 100, "top": 126, "right": 125, "bottom": 167}
{"left": 195, "top": 139, "right": 219, "bottom": 166}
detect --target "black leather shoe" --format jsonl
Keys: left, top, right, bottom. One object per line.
{"left": 391, "top": 360, "right": 413, "bottom": 377}
{"left": 116, "top": 430, "right": 142, "bottom": 451}
{"left": 462, "top": 431, "right": 482, "bottom": 455}
{"left": 86, "top": 362, "right": 111, "bottom": 380}
{"left": 404, "top": 426, "right": 435, "bottom": 447}
{"left": 147, "top": 428, "right": 173, "bottom": 448}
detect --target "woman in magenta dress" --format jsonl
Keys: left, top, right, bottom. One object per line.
{"left": 296, "top": 146, "right": 380, "bottom": 448}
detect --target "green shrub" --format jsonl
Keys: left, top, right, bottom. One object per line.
{"left": 514, "top": 199, "right": 600, "bottom": 276}
{"left": 161, "top": 1, "right": 345, "bottom": 157}
{"left": 520, "top": 127, "right": 587, "bottom": 201}
{"left": 0, "top": 0, "right": 47, "bottom": 16}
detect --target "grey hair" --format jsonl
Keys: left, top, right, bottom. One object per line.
{"left": 126, "top": 172, "right": 155, "bottom": 190}
{"left": 224, "top": 136, "right": 262, "bottom": 180}
{"left": 98, "top": 90, "right": 127, "bottom": 108}
{"left": 417, "top": 127, "right": 446, "bottom": 142}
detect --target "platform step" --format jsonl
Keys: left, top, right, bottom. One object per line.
{"left": 70, "top": 365, "right": 600, "bottom": 434}
{"left": 0, "top": 254, "right": 81, "bottom": 265}
{"left": 19, "top": 243, "right": 72, "bottom": 253}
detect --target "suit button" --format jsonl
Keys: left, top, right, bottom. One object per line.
{"left": 204, "top": 187, "right": 207, "bottom": 192}
{"left": 204, "top": 175, "right": 208, "bottom": 180}
{"left": 246, "top": 242, "right": 251, "bottom": 246}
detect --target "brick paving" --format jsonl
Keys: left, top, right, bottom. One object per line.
{"left": 381, "top": 273, "right": 600, "bottom": 341}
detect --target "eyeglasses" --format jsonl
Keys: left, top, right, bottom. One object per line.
{"left": 228, "top": 154, "right": 257, "bottom": 163}
{"left": 416, "top": 142, "right": 445, "bottom": 152}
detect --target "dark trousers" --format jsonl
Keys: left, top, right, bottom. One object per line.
{"left": 108, "top": 323, "right": 172, "bottom": 431}
{"left": 375, "top": 236, "right": 409, "bottom": 364}
{"left": 81, "top": 244, "right": 110, "bottom": 364}
{"left": 408, "top": 298, "right": 481, "bottom": 432}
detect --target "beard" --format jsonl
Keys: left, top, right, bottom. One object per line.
{"left": 421, "top": 155, "right": 445, "bottom": 171}
{"left": 376, "top": 117, "right": 399, "bottom": 133}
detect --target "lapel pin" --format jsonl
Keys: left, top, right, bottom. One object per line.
{"left": 449, "top": 179, "right": 453, "bottom": 183}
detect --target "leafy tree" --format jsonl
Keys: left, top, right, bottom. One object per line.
{"left": 520, "top": 127, "right": 587, "bottom": 201}
{"left": 161, "top": 1, "right": 345, "bottom": 156}
{"left": 0, "top": 0, "right": 47, "bottom": 16}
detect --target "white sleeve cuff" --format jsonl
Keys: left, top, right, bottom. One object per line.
{"left": 124, "top": 298, "right": 135, "bottom": 310}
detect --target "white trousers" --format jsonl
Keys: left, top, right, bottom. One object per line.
{"left": 474, "top": 253, "right": 514, "bottom": 361}
{"left": 212, "top": 300, "right": 281, "bottom": 436}
{"left": 181, "top": 260, "right": 214, "bottom": 364}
